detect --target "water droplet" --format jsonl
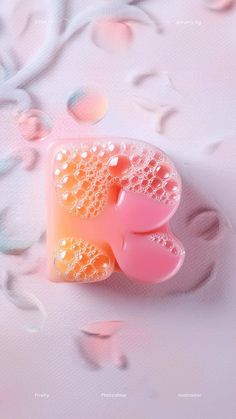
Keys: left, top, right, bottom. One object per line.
{"left": 155, "top": 164, "right": 171, "bottom": 179}
{"left": 203, "top": 0, "right": 234, "bottom": 11}
{"left": 164, "top": 179, "right": 178, "bottom": 193}
{"left": 80, "top": 320, "right": 125, "bottom": 337}
{"left": 186, "top": 208, "right": 223, "bottom": 241}
{"left": 67, "top": 88, "right": 108, "bottom": 124}
{"left": 17, "top": 109, "right": 52, "bottom": 141}
{"left": 108, "top": 155, "right": 131, "bottom": 177}
{"left": 171, "top": 247, "right": 178, "bottom": 255}
{"left": 62, "top": 192, "right": 76, "bottom": 207}
{"left": 74, "top": 189, "right": 85, "bottom": 200}
{"left": 55, "top": 149, "right": 68, "bottom": 162}
{"left": 132, "top": 175, "right": 139, "bottom": 184}
{"left": 62, "top": 175, "right": 77, "bottom": 190}
{"left": 142, "top": 179, "right": 148, "bottom": 187}
{"left": 151, "top": 178, "right": 162, "bottom": 189}
{"left": 131, "top": 155, "right": 144, "bottom": 166}
{"left": 92, "top": 19, "right": 133, "bottom": 52}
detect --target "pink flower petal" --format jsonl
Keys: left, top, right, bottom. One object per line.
{"left": 80, "top": 320, "right": 125, "bottom": 337}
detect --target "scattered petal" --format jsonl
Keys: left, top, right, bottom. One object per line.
{"left": 0, "top": 270, "right": 47, "bottom": 332}
{"left": 0, "top": 236, "right": 33, "bottom": 255}
{"left": 189, "top": 262, "right": 217, "bottom": 292}
{"left": 186, "top": 208, "right": 225, "bottom": 241}
{"left": 78, "top": 321, "right": 128, "bottom": 370}
{"left": 203, "top": 141, "right": 222, "bottom": 154}
{"left": 155, "top": 105, "right": 176, "bottom": 133}
{"left": 127, "top": 68, "right": 157, "bottom": 86}
{"left": 134, "top": 97, "right": 176, "bottom": 133}
{"left": 133, "top": 95, "right": 156, "bottom": 112}
{"left": 81, "top": 320, "right": 125, "bottom": 337}
{"left": 78, "top": 335, "right": 109, "bottom": 369}
{"left": 21, "top": 256, "right": 46, "bottom": 276}
{"left": 112, "top": 350, "right": 129, "bottom": 369}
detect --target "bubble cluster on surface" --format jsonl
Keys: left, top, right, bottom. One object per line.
{"left": 54, "top": 237, "right": 114, "bottom": 282}
{"left": 53, "top": 140, "right": 181, "bottom": 218}
{"left": 149, "top": 233, "right": 184, "bottom": 256}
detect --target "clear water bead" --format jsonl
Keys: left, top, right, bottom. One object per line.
{"left": 67, "top": 88, "right": 108, "bottom": 124}
{"left": 17, "top": 109, "right": 52, "bottom": 141}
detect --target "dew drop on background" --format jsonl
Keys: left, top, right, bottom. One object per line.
{"left": 67, "top": 88, "right": 108, "bottom": 124}
{"left": 17, "top": 109, "right": 52, "bottom": 141}
{"left": 92, "top": 19, "right": 133, "bottom": 52}
{"left": 203, "top": 0, "right": 234, "bottom": 10}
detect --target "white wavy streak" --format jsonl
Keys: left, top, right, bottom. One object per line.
{"left": 112, "top": 350, "right": 128, "bottom": 369}
{"left": 1, "top": 0, "right": 158, "bottom": 94}
{"left": 0, "top": 269, "right": 47, "bottom": 332}
{"left": 133, "top": 94, "right": 156, "bottom": 111}
{"left": 11, "top": 0, "right": 44, "bottom": 37}
{"left": 60, "top": 2, "right": 159, "bottom": 45}
{"left": 0, "top": 88, "right": 32, "bottom": 112}
{"left": 0, "top": 48, "right": 19, "bottom": 84}
{"left": 190, "top": 262, "right": 217, "bottom": 292}
{"left": 133, "top": 96, "right": 175, "bottom": 133}
{"left": 1, "top": 0, "right": 63, "bottom": 91}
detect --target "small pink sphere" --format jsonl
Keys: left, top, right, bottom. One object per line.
{"left": 17, "top": 109, "right": 52, "bottom": 141}
{"left": 67, "top": 88, "right": 108, "bottom": 124}
{"left": 92, "top": 19, "right": 133, "bottom": 52}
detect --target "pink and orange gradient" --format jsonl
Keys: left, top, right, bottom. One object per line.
{"left": 47, "top": 138, "right": 185, "bottom": 283}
